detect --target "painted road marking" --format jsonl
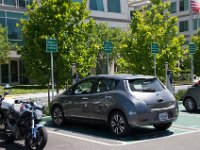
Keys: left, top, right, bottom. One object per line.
{"left": 47, "top": 130, "right": 123, "bottom": 146}
{"left": 172, "top": 124, "right": 200, "bottom": 131}
{"left": 47, "top": 126, "right": 200, "bottom": 147}
{"left": 179, "top": 112, "right": 200, "bottom": 118}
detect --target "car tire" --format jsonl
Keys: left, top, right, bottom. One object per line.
{"left": 183, "top": 97, "right": 197, "bottom": 112}
{"left": 153, "top": 122, "right": 172, "bottom": 131}
{"left": 109, "top": 111, "right": 130, "bottom": 137}
{"left": 51, "top": 105, "right": 65, "bottom": 126}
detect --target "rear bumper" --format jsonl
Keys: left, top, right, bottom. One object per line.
{"left": 127, "top": 106, "right": 179, "bottom": 127}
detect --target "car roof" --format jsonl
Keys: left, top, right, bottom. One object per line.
{"left": 87, "top": 74, "right": 156, "bottom": 80}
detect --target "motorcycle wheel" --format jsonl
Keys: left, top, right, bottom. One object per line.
{"left": 25, "top": 127, "right": 47, "bottom": 150}
{"left": 5, "top": 135, "right": 15, "bottom": 143}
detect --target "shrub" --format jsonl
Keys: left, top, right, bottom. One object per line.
{"left": 174, "top": 89, "right": 186, "bottom": 101}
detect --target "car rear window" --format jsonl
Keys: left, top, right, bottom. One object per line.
{"left": 128, "top": 78, "right": 164, "bottom": 92}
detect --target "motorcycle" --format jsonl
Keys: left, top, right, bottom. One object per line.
{"left": 0, "top": 92, "right": 47, "bottom": 150}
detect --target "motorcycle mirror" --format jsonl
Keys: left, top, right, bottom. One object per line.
{"left": 4, "top": 91, "right": 9, "bottom": 96}
{"left": 14, "top": 99, "right": 20, "bottom": 104}
{"left": 4, "top": 84, "right": 10, "bottom": 89}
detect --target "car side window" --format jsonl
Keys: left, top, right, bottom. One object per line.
{"left": 73, "top": 79, "right": 95, "bottom": 95}
{"left": 97, "top": 79, "right": 118, "bottom": 93}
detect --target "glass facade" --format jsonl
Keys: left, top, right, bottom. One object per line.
{"left": 0, "top": 0, "right": 32, "bottom": 7}
{"left": 72, "top": 0, "right": 82, "bottom": 2}
{"left": 1, "top": 64, "right": 9, "bottom": 83}
{"left": 108, "top": 0, "right": 121, "bottom": 13}
{"left": 89, "top": 0, "right": 104, "bottom": 11}
{"left": 179, "top": 20, "right": 189, "bottom": 32}
{"left": 4, "top": 0, "right": 16, "bottom": 6}
{"left": 7, "top": 19, "right": 21, "bottom": 39}
{"left": 0, "top": 11, "right": 26, "bottom": 42}
{"left": 170, "top": 2, "right": 176, "bottom": 13}
{"left": 11, "top": 60, "right": 19, "bottom": 83}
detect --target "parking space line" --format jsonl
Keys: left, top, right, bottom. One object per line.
{"left": 47, "top": 130, "right": 125, "bottom": 146}
{"left": 118, "top": 130, "right": 200, "bottom": 146}
{"left": 47, "top": 128, "right": 200, "bottom": 147}
{"left": 172, "top": 125, "right": 200, "bottom": 131}
{"left": 179, "top": 112, "right": 200, "bottom": 118}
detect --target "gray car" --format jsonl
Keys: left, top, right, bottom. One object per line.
{"left": 182, "top": 80, "right": 200, "bottom": 112}
{"left": 50, "top": 74, "right": 179, "bottom": 136}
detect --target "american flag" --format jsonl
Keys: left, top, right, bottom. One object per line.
{"left": 191, "top": 0, "right": 200, "bottom": 13}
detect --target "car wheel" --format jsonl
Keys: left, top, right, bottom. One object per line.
{"left": 51, "top": 106, "right": 65, "bottom": 126}
{"left": 109, "top": 111, "right": 130, "bottom": 137}
{"left": 153, "top": 122, "right": 172, "bottom": 131}
{"left": 183, "top": 97, "right": 197, "bottom": 112}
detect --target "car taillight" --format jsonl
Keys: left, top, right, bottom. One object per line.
{"left": 193, "top": 80, "right": 200, "bottom": 87}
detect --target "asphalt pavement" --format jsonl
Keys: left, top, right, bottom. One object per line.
{"left": 1, "top": 104, "right": 200, "bottom": 150}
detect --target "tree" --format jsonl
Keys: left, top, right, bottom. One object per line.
{"left": 118, "top": 0, "right": 185, "bottom": 77}
{"left": 20, "top": 0, "right": 96, "bottom": 87}
{"left": 0, "top": 25, "right": 12, "bottom": 64}
{"left": 192, "top": 30, "right": 200, "bottom": 76}
{"left": 89, "top": 23, "right": 128, "bottom": 74}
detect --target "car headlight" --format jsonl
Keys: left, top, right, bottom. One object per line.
{"left": 35, "top": 109, "right": 43, "bottom": 120}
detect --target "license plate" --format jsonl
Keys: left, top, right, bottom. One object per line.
{"left": 159, "top": 112, "right": 168, "bottom": 121}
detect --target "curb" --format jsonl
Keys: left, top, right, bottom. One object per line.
{"left": 42, "top": 116, "right": 51, "bottom": 122}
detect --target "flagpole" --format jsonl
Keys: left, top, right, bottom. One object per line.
{"left": 190, "top": 0, "right": 194, "bottom": 84}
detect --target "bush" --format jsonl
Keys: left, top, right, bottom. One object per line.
{"left": 174, "top": 89, "right": 186, "bottom": 101}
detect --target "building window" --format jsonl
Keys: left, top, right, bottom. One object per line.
{"left": 89, "top": 0, "right": 104, "bottom": 11}
{"left": 7, "top": 19, "right": 21, "bottom": 39}
{"left": 192, "top": 18, "right": 200, "bottom": 30}
{"left": 19, "top": 0, "right": 26, "bottom": 7}
{"left": 193, "top": 19, "right": 197, "bottom": 30}
{"left": 179, "top": 20, "right": 189, "bottom": 32}
{"left": 108, "top": 0, "right": 121, "bottom": 13}
{"left": 170, "top": 2, "right": 176, "bottom": 13}
{"left": 11, "top": 60, "right": 19, "bottom": 83}
{"left": 4, "top": 0, "right": 16, "bottom": 6}
{"left": 0, "top": 18, "right": 5, "bottom": 26}
{"left": 130, "top": 10, "right": 135, "bottom": 19}
{"left": 72, "top": 0, "right": 82, "bottom": 2}
{"left": 179, "top": 0, "right": 188, "bottom": 11}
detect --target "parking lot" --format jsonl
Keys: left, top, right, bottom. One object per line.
{"left": 1, "top": 103, "right": 200, "bottom": 150}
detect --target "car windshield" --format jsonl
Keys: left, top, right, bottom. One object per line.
{"left": 128, "top": 78, "right": 164, "bottom": 92}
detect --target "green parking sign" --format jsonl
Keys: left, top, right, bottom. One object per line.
{"left": 151, "top": 43, "right": 159, "bottom": 54}
{"left": 189, "top": 43, "right": 196, "bottom": 54}
{"left": 104, "top": 41, "right": 113, "bottom": 53}
{"left": 46, "top": 38, "right": 58, "bottom": 52}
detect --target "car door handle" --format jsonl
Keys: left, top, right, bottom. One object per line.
{"left": 82, "top": 97, "right": 88, "bottom": 100}
{"left": 105, "top": 96, "right": 112, "bottom": 100}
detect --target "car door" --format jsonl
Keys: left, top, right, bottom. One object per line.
{"left": 62, "top": 78, "right": 96, "bottom": 118}
{"left": 88, "top": 78, "right": 118, "bottom": 121}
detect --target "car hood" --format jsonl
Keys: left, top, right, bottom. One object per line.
{"left": 131, "top": 89, "right": 175, "bottom": 109}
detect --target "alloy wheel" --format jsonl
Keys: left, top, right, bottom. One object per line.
{"left": 109, "top": 111, "right": 129, "bottom": 136}
{"left": 52, "top": 106, "right": 64, "bottom": 126}
{"left": 184, "top": 98, "right": 197, "bottom": 112}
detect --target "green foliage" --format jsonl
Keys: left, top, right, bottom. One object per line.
{"left": 19, "top": 0, "right": 96, "bottom": 87}
{"left": 174, "top": 89, "right": 186, "bottom": 101}
{"left": 0, "top": 25, "right": 12, "bottom": 64}
{"left": 118, "top": 0, "right": 185, "bottom": 77}
{"left": 89, "top": 23, "right": 128, "bottom": 74}
{"left": 192, "top": 30, "right": 200, "bottom": 76}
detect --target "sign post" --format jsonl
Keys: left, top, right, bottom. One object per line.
{"left": 189, "top": 43, "right": 196, "bottom": 84}
{"left": 151, "top": 43, "right": 159, "bottom": 76}
{"left": 46, "top": 38, "right": 58, "bottom": 101}
{"left": 103, "top": 42, "right": 112, "bottom": 74}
